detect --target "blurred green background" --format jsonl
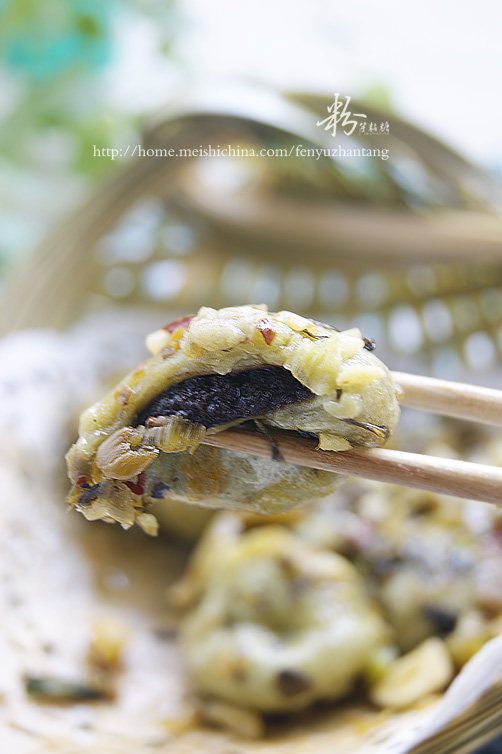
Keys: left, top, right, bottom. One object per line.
{"left": 0, "top": 0, "right": 180, "bottom": 281}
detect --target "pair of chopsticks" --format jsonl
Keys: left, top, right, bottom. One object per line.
{"left": 201, "top": 372, "right": 502, "bottom": 505}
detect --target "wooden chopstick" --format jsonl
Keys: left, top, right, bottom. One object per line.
{"left": 201, "top": 371, "right": 502, "bottom": 504}
{"left": 201, "top": 429, "right": 502, "bottom": 506}
{"left": 393, "top": 371, "right": 502, "bottom": 427}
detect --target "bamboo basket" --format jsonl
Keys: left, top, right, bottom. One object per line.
{"left": 2, "top": 87, "right": 502, "bottom": 379}
{"left": 1, "top": 87, "right": 502, "bottom": 753}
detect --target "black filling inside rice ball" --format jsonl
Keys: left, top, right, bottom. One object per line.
{"left": 134, "top": 367, "right": 314, "bottom": 429}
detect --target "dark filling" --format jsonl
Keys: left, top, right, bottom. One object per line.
{"left": 423, "top": 605, "right": 458, "bottom": 636}
{"left": 277, "top": 669, "right": 313, "bottom": 696}
{"left": 134, "top": 366, "right": 314, "bottom": 429}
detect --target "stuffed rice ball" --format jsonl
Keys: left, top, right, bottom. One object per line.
{"left": 66, "top": 305, "right": 399, "bottom": 534}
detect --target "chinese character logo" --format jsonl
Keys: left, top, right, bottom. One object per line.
{"left": 316, "top": 94, "right": 367, "bottom": 137}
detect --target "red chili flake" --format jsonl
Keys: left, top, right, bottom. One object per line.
{"left": 162, "top": 315, "right": 194, "bottom": 333}
{"left": 257, "top": 319, "right": 276, "bottom": 345}
{"left": 125, "top": 471, "right": 145, "bottom": 496}
{"left": 76, "top": 476, "right": 88, "bottom": 487}
{"left": 491, "top": 519, "right": 502, "bottom": 542}
{"left": 115, "top": 386, "right": 132, "bottom": 406}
